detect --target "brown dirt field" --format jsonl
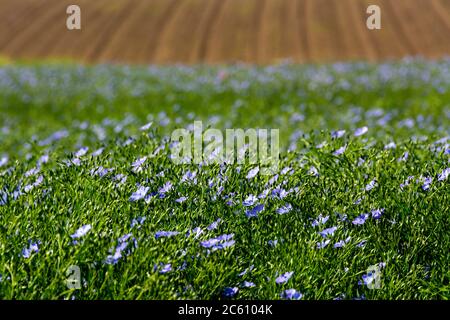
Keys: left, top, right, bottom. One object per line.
{"left": 0, "top": 0, "right": 449, "bottom": 64}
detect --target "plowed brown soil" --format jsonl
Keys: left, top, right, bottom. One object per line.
{"left": 0, "top": 0, "right": 449, "bottom": 64}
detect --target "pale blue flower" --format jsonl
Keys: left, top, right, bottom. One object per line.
{"left": 312, "top": 214, "right": 329, "bottom": 227}
{"left": 91, "top": 148, "right": 104, "bottom": 157}
{"left": 201, "top": 234, "right": 234, "bottom": 250}
{"left": 384, "top": 142, "right": 396, "bottom": 150}
{"left": 357, "top": 240, "right": 367, "bottom": 247}
{"left": 276, "top": 271, "right": 294, "bottom": 284}
{"left": 105, "top": 233, "right": 136, "bottom": 264}
{"left": 175, "top": 196, "right": 187, "bottom": 203}
{"left": 187, "top": 227, "right": 203, "bottom": 238}
{"left": 0, "top": 156, "right": 8, "bottom": 167}
{"left": 246, "top": 167, "right": 259, "bottom": 179}
{"left": 207, "top": 218, "right": 221, "bottom": 231}
{"left": 131, "top": 217, "right": 146, "bottom": 228}
{"left": 334, "top": 237, "right": 351, "bottom": 248}
{"left": 159, "top": 263, "right": 172, "bottom": 274}
{"left": 354, "top": 126, "right": 368, "bottom": 137}
{"left": 243, "top": 194, "right": 257, "bottom": 206}
{"left": 159, "top": 181, "right": 173, "bottom": 194}
{"left": 22, "top": 241, "right": 40, "bottom": 258}
{"left": 155, "top": 231, "right": 179, "bottom": 239}
{"left": 333, "top": 146, "right": 347, "bottom": 156}
{"left": 422, "top": 177, "right": 432, "bottom": 191}
{"left": 398, "top": 151, "right": 409, "bottom": 162}
{"left": 271, "top": 188, "right": 288, "bottom": 199}
{"left": 365, "top": 179, "right": 377, "bottom": 191}
{"left": 131, "top": 156, "right": 147, "bottom": 172}
{"left": 223, "top": 287, "right": 238, "bottom": 298}
{"left": 371, "top": 208, "right": 384, "bottom": 219}
{"left": 238, "top": 265, "right": 254, "bottom": 277}
{"left": 71, "top": 224, "right": 92, "bottom": 239}
{"left": 268, "top": 240, "right": 278, "bottom": 247}
{"left": 438, "top": 168, "right": 450, "bottom": 182}
{"left": 245, "top": 204, "right": 264, "bottom": 218}
{"left": 281, "top": 289, "right": 303, "bottom": 300}
{"left": 317, "top": 239, "right": 330, "bottom": 249}
{"left": 129, "top": 186, "right": 149, "bottom": 201}
{"left": 352, "top": 213, "right": 369, "bottom": 225}
{"left": 319, "top": 226, "right": 337, "bottom": 238}
{"left": 331, "top": 130, "right": 346, "bottom": 139}
{"left": 75, "top": 147, "right": 89, "bottom": 157}
{"left": 276, "top": 203, "right": 292, "bottom": 215}
{"left": 140, "top": 122, "right": 153, "bottom": 131}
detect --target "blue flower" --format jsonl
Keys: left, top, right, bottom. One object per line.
{"left": 422, "top": 177, "right": 433, "bottom": 191}
{"left": 238, "top": 265, "right": 254, "bottom": 277}
{"left": 309, "top": 166, "right": 319, "bottom": 176}
{"left": 243, "top": 281, "right": 255, "bottom": 288}
{"left": 384, "top": 142, "right": 396, "bottom": 150}
{"left": 214, "top": 240, "right": 235, "bottom": 250}
{"left": 129, "top": 186, "right": 149, "bottom": 202}
{"left": 140, "top": 122, "right": 153, "bottom": 131}
{"left": 352, "top": 213, "right": 369, "bottom": 225}
{"left": 243, "top": 194, "right": 257, "bottom": 206}
{"left": 71, "top": 224, "right": 92, "bottom": 239}
{"left": 201, "top": 234, "right": 235, "bottom": 250}
{"left": 281, "top": 289, "right": 303, "bottom": 300}
{"left": 312, "top": 214, "right": 329, "bottom": 227}
{"left": 317, "top": 239, "right": 330, "bottom": 249}
{"left": 105, "top": 234, "right": 136, "bottom": 265}
{"left": 181, "top": 170, "right": 197, "bottom": 183}
{"left": 318, "top": 226, "right": 337, "bottom": 238}
{"left": 207, "top": 218, "right": 221, "bottom": 231}
{"left": 334, "top": 237, "right": 351, "bottom": 248}
{"left": 268, "top": 240, "right": 278, "bottom": 247}
{"left": 175, "top": 196, "right": 187, "bottom": 203}
{"left": 74, "top": 147, "right": 89, "bottom": 158}
{"left": 246, "top": 167, "right": 259, "bottom": 179}
{"left": 275, "top": 271, "right": 294, "bottom": 284}
{"left": 187, "top": 227, "right": 203, "bottom": 238}
{"left": 0, "top": 189, "right": 7, "bottom": 206}
{"left": 357, "top": 240, "right": 367, "bottom": 248}
{"left": 131, "top": 216, "right": 146, "bottom": 228}
{"left": 258, "top": 189, "right": 270, "bottom": 199}
{"left": 22, "top": 241, "right": 40, "bottom": 258}
{"left": 159, "top": 263, "right": 172, "bottom": 274}
{"left": 365, "top": 179, "right": 377, "bottom": 191}
{"left": 245, "top": 204, "right": 264, "bottom": 218}
{"left": 91, "top": 148, "right": 104, "bottom": 157}
{"left": 331, "top": 130, "right": 346, "bottom": 139}
{"left": 0, "top": 156, "right": 8, "bottom": 167}
{"left": 438, "top": 168, "right": 450, "bottom": 181}
{"left": 155, "top": 231, "right": 180, "bottom": 239}
{"left": 354, "top": 126, "right": 368, "bottom": 137}
{"left": 398, "top": 151, "right": 409, "bottom": 162}
{"left": 333, "top": 146, "right": 347, "bottom": 156}
{"left": 159, "top": 181, "right": 173, "bottom": 194}
{"left": 118, "top": 233, "right": 132, "bottom": 243}
{"left": 25, "top": 167, "right": 40, "bottom": 177}
{"left": 371, "top": 208, "right": 384, "bottom": 220}
{"left": 131, "top": 156, "right": 147, "bottom": 173}
{"left": 276, "top": 203, "right": 293, "bottom": 214}
{"left": 360, "top": 271, "right": 379, "bottom": 287}
{"left": 271, "top": 188, "right": 288, "bottom": 199}
{"left": 90, "top": 166, "right": 114, "bottom": 178}
{"left": 223, "top": 287, "right": 238, "bottom": 298}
